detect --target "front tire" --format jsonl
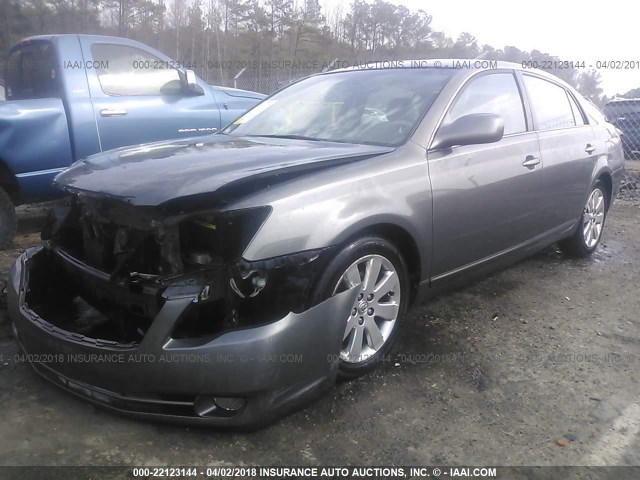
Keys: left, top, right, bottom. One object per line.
{"left": 0, "top": 187, "right": 16, "bottom": 249}
{"left": 559, "top": 181, "right": 608, "bottom": 257}
{"left": 312, "top": 236, "right": 409, "bottom": 379}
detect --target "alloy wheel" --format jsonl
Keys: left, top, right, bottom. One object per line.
{"left": 332, "top": 254, "right": 401, "bottom": 364}
{"left": 582, "top": 188, "right": 605, "bottom": 249}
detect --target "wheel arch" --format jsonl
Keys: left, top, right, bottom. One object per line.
{"left": 0, "top": 158, "right": 21, "bottom": 203}
{"left": 596, "top": 170, "right": 613, "bottom": 209}
{"left": 334, "top": 221, "right": 423, "bottom": 305}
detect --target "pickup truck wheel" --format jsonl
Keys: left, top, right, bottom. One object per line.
{"left": 311, "top": 236, "right": 409, "bottom": 379}
{"left": 559, "top": 181, "right": 608, "bottom": 257}
{"left": 0, "top": 188, "right": 16, "bottom": 249}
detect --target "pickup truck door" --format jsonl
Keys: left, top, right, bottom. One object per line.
{"left": 79, "top": 38, "right": 222, "bottom": 152}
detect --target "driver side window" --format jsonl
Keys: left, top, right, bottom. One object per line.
{"left": 91, "top": 44, "right": 182, "bottom": 96}
{"left": 446, "top": 73, "right": 527, "bottom": 136}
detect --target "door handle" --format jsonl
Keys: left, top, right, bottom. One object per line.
{"left": 522, "top": 155, "right": 540, "bottom": 168}
{"left": 585, "top": 144, "right": 596, "bottom": 154}
{"left": 100, "top": 109, "right": 128, "bottom": 117}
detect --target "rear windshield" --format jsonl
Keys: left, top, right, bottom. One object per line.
{"left": 5, "top": 41, "right": 60, "bottom": 100}
{"left": 603, "top": 101, "right": 640, "bottom": 120}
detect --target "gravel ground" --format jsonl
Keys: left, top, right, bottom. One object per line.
{"left": 618, "top": 160, "right": 640, "bottom": 199}
{"left": 1, "top": 168, "right": 640, "bottom": 467}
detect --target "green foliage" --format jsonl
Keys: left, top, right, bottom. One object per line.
{"left": 577, "top": 69, "right": 604, "bottom": 106}
{"left": 621, "top": 87, "right": 640, "bottom": 99}
{"left": 0, "top": 0, "right": 603, "bottom": 100}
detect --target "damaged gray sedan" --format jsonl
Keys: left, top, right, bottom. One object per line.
{"left": 8, "top": 61, "right": 624, "bottom": 427}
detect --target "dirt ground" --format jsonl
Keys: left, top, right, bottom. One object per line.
{"left": 1, "top": 164, "right": 640, "bottom": 467}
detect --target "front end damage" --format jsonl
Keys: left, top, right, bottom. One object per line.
{"left": 8, "top": 198, "right": 355, "bottom": 427}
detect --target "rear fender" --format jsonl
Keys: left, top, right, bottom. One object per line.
{"left": 0, "top": 98, "right": 72, "bottom": 201}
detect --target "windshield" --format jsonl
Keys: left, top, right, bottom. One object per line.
{"left": 224, "top": 68, "right": 455, "bottom": 146}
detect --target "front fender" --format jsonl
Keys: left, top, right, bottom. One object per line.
{"left": 212, "top": 87, "right": 266, "bottom": 128}
{"left": 240, "top": 149, "right": 432, "bottom": 280}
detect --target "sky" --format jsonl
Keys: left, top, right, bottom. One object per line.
{"left": 319, "top": 0, "right": 639, "bottom": 96}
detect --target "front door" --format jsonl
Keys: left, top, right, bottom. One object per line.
{"left": 79, "top": 38, "right": 221, "bottom": 152}
{"left": 428, "top": 71, "right": 546, "bottom": 279}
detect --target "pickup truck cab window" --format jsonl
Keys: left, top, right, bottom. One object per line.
{"left": 523, "top": 75, "right": 576, "bottom": 130}
{"left": 444, "top": 72, "right": 526, "bottom": 135}
{"left": 91, "top": 44, "right": 182, "bottom": 96}
{"left": 6, "top": 41, "right": 60, "bottom": 100}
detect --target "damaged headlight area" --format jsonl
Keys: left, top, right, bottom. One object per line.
{"left": 34, "top": 198, "right": 331, "bottom": 346}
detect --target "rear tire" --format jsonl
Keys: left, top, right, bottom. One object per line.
{"left": 559, "top": 181, "right": 608, "bottom": 257}
{"left": 311, "top": 236, "right": 409, "bottom": 379}
{"left": 0, "top": 187, "right": 16, "bottom": 250}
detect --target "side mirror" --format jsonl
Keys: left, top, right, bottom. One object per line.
{"left": 431, "top": 113, "right": 504, "bottom": 150}
{"left": 184, "top": 69, "right": 204, "bottom": 95}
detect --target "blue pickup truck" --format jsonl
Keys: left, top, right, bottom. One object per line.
{"left": 0, "top": 34, "right": 264, "bottom": 246}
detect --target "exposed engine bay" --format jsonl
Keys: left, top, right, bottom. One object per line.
{"left": 29, "top": 196, "right": 330, "bottom": 345}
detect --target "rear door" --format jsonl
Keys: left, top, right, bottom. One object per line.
{"left": 522, "top": 74, "right": 597, "bottom": 226}
{"left": 79, "top": 38, "right": 222, "bottom": 152}
{"left": 428, "top": 70, "right": 546, "bottom": 279}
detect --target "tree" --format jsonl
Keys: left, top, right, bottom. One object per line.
{"left": 578, "top": 70, "right": 604, "bottom": 105}
{"left": 291, "top": 0, "right": 325, "bottom": 59}
{"left": 451, "top": 32, "right": 479, "bottom": 58}
{"left": 621, "top": 87, "right": 640, "bottom": 99}
{"left": 0, "top": 0, "right": 28, "bottom": 70}
{"left": 168, "top": 0, "right": 187, "bottom": 58}
{"left": 429, "top": 31, "right": 453, "bottom": 52}
{"left": 0, "top": 0, "right": 606, "bottom": 97}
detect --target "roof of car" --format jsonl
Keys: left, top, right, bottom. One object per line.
{"left": 328, "top": 58, "right": 575, "bottom": 90}
{"left": 11, "top": 34, "right": 158, "bottom": 51}
{"left": 605, "top": 97, "right": 640, "bottom": 104}
{"left": 18, "top": 34, "right": 130, "bottom": 42}
{"left": 331, "top": 59, "right": 530, "bottom": 73}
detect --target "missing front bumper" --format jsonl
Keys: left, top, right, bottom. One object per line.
{"left": 8, "top": 246, "right": 357, "bottom": 428}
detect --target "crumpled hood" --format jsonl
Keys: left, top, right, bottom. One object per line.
{"left": 54, "top": 134, "right": 394, "bottom": 208}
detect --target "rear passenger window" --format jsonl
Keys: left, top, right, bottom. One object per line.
{"left": 445, "top": 73, "right": 526, "bottom": 135}
{"left": 585, "top": 101, "right": 608, "bottom": 125}
{"left": 567, "top": 94, "right": 586, "bottom": 125}
{"left": 91, "top": 44, "right": 182, "bottom": 96}
{"left": 524, "top": 75, "right": 576, "bottom": 130}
